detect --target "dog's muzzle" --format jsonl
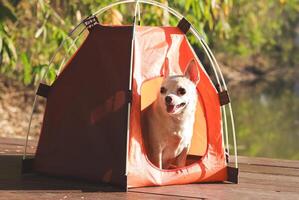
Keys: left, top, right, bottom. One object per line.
{"left": 166, "top": 102, "right": 186, "bottom": 113}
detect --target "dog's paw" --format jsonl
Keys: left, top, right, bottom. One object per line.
{"left": 167, "top": 164, "right": 178, "bottom": 169}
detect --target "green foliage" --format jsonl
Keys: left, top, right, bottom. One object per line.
{"left": 0, "top": 0, "right": 298, "bottom": 85}
{"left": 20, "top": 53, "right": 32, "bottom": 85}
{"left": 171, "top": 0, "right": 232, "bottom": 41}
{"left": 0, "top": 1, "right": 18, "bottom": 74}
{"left": 0, "top": 23, "right": 17, "bottom": 72}
{"left": 218, "top": 0, "right": 299, "bottom": 68}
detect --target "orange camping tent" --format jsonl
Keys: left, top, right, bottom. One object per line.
{"left": 22, "top": 2, "right": 238, "bottom": 190}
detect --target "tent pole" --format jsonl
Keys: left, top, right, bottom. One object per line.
{"left": 125, "top": 0, "right": 140, "bottom": 178}
{"left": 23, "top": 96, "right": 37, "bottom": 159}
{"left": 197, "top": 38, "right": 230, "bottom": 157}
{"left": 200, "top": 38, "right": 238, "bottom": 168}
{"left": 196, "top": 38, "right": 230, "bottom": 155}
{"left": 93, "top": 0, "right": 183, "bottom": 20}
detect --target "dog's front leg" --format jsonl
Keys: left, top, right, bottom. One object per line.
{"left": 175, "top": 147, "right": 188, "bottom": 168}
{"left": 151, "top": 149, "right": 163, "bottom": 169}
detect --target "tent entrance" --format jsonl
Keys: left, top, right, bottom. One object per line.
{"left": 140, "top": 77, "right": 207, "bottom": 161}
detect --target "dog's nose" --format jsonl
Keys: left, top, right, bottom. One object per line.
{"left": 165, "top": 96, "right": 172, "bottom": 104}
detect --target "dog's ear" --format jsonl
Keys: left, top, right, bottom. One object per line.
{"left": 184, "top": 59, "right": 200, "bottom": 85}
{"left": 162, "top": 57, "right": 170, "bottom": 77}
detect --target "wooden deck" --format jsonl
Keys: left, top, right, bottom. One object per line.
{"left": 0, "top": 137, "right": 298, "bottom": 200}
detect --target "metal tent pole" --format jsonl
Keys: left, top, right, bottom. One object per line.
{"left": 200, "top": 39, "right": 238, "bottom": 168}
{"left": 125, "top": 0, "right": 140, "bottom": 176}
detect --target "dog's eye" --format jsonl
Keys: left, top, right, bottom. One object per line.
{"left": 160, "top": 87, "right": 167, "bottom": 94}
{"left": 177, "top": 87, "right": 186, "bottom": 96}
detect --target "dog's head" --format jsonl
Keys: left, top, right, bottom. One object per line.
{"left": 158, "top": 59, "right": 200, "bottom": 115}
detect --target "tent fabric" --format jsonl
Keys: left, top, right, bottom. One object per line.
{"left": 32, "top": 24, "right": 227, "bottom": 189}
{"left": 34, "top": 24, "right": 133, "bottom": 187}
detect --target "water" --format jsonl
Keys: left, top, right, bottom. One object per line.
{"left": 229, "top": 79, "right": 299, "bottom": 160}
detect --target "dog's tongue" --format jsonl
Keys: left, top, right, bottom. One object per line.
{"left": 166, "top": 104, "right": 175, "bottom": 113}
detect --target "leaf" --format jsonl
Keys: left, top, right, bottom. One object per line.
{"left": 2, "top": 48, "right": 10, "bottom": 64}
{"left": 47, "top": 67, "right": 56, "bottom": 84}
{"left": 38, "top": 0, "right": 46, "bottom": 12}
{"left": 42, "top": 26, "right": 47, "bottom": 42}
{"left": 198, "top": 0, "right": 205, "bottom": 14}
{"left": 0, "top": 37, "right": 3, "bottom": 53}
{"left": 5, "top": 36, "right": 17, "bottom": 60}
{"left": 21, "top": 53, "right": 32, "bottom": 85}
{"left": 194, "top": 1, "right": 202, "bottom": 19}
{"left": 32, "top": 64, "right": 47, "bottom": 84}
{"left": 208, "top": 16, "right": 213, "bottom": 30}
{"left": 204, "top": 5, "right": 211, "bottom": 21}
{"left": 185, "top": 0, "right": 193, "bottom": 10}
{"left": 35, "top": 26, "right": 44, "bottom": 38}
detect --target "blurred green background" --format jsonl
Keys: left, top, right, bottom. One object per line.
{"left": 0, "top": 0, "right": 298, "bottom": 160}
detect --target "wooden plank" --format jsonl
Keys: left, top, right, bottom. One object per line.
{"left": 130, "top": 156, "right": 299, "bottom": 199}
{"left": 231, "top": 156, "right": 299, "bottom": 169}
{"left": 239, "top": 172, "right": 299, "bottom": 191}
{"left": 0, "top": 155, "right": 199, "bottom": 199}
{"left": 0, "top": 143, "right": 36, "bottom": 155}
{"left": 0, "top": 137, "right": 37, "bottom": 155}
{"left": 0, "top": 191, "right": 198, "bottom": 200}
{"left": 0, "top": 137, "right": 299, "bottom": 200}
{"left": 130, "top": 183, "right": 299, "bottom": 200}
{"left": 0, "top": 137, "right": 37, "bottom": 147}
{"left": 237, "top": 162, "right": 299, "bottom": 177}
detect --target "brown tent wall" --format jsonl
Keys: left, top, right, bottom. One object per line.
{"left": 33, "top": 24, "right": 133, "bottom": 189}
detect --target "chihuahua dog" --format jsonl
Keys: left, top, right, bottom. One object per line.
{"left": 142, "top": 59, "right": 200, "bottom": 169}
